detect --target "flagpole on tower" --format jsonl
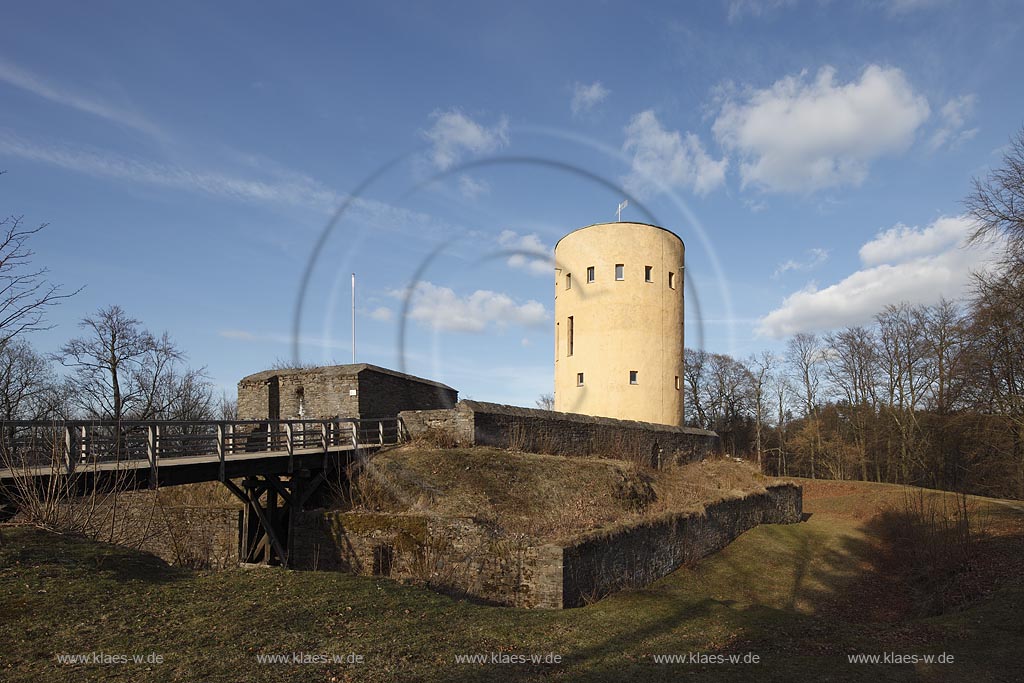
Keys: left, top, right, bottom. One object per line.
{"left": 617, "top": 199, "right": 629, "bottom": 222}
{"left": 351, "top": 273, "right": 356, "bottom": 364}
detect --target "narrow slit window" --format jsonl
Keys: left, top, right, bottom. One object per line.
{"left": 566, "top": 273, "right": 571, "bottom": 290}
{"left": 587, "top": 266, "right": 595, "bottom": 282}
{"left": 577, "top": 372, "right": 584, "bottom": 386}
{"left": 645, "top": 265, "right": 653, "bottom": 282}
{"left": 675, "top": 376, "right": 681, "bottom": 390}
{"left": 567, "top": 316, "right": 574, "bottom": 356}
{"left": 668, "top": 271, "right": 675, "bottom": 289}
{"left": 629, "top": 370, "right": 638, "bottom": 385}
{"left": 615, "top": 264, "right": 624, "bottom": 280}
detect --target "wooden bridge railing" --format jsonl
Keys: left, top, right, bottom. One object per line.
{"left": 0, "top": 417, "right": 405, "bottom": 482}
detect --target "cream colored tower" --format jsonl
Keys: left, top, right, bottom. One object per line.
{"left": 553, "top": 222, "right": 684, "bottom": 426}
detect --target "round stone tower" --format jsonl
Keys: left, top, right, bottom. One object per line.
{"left": 553, "top": 221, "right": 684, "bottom": 426}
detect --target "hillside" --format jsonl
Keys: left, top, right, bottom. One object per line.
{"left": 349, "top": 446, "right": 776, "bottom": 541}
{"left": 2, "top": 478, "right": 1022, "bottom": 682}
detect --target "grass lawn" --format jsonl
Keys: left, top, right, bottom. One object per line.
{"left": 1, "top": 479, "right": 1022, "bottom": 682}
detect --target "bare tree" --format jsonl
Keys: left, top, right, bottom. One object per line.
{"left": 0, "top": 340, "right": 60, "bottom": 421}
{"left": 0, "top": 178, "right": 77, "bottom": 346}
{"left": 786, "top": 332, "right": 823, "bottom": 478}
{"left": 965, "top": 126, "right": 1024, "bottom": 273}
{"left": 683, "top": 347, "right": 710, "bottom": 429}
{"left": 55, "top": 305, "right": 213, "bottom": 421}
{"left": 745, "top": 351, "right": 776, "bottom": 469}
{"left": 535, "top": 393, "right": 555, "bottom": 411}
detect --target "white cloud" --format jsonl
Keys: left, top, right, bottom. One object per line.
{"left": 927, "top": 94, "right": 978, "bottom": 151}
{"left": 886, "top": 0, "right": 950, "bottom": 14}
{"left": 0, "top": 132, "right": 465, "bottom": 246}
{"left": 497, "top": 230, "right": 553, "bottom": 276}
{"left": 457, "top": 174, "right": 490, "bottom": 199}
{"left": 421, "top": 109, "right": 509, "bottom": 171}
{"left": 0, "top": 131, "right": 338, "bottom": 208}
{"left": 623, "top": 110, "right": 728, "bottom": 197}
{"left": 368, "top": 307, "right": 393, "bottom": 322}
{"left": 726, "top": 0, "right": 799, "bottom": 22}
{"left": 712, "top": 65, "right": 930, "bottom": 193}
{"left": 0, "top": 58, "right": 164, "bottom": 139}
{"left": 858, "top": 215, "right": 969, "bottom": 266}
{"left": 758, "top": 215, "right": 999, "bottom": 337}
{"left": 571, "top": 81, "right": 610, "bottom": 116}
{"left": 396, "top": 281, "right": 548, "bottom": 333}
{"left": 772, "top": 247, "right": 829, "bottom": 278}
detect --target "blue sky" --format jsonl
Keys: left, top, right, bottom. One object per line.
{"left": 1, "top": 0, "right": 1021, "bottom": 406}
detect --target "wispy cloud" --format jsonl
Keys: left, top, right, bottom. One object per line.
{"left": 570, "top": 81, "right": 610, "bottom": 116}
{"left": 421, "top": 109, "right": 509, "bottom": 171}
{"left": 497, "top": 230, "right": 554, "bottom": 276}
{"left": 928, "top": 94, "right": 978, "bottom": 151}
{"left": 392, "top": 281, "right": 548, "bottom": 333}
{"left": 0, "top": 57, "right": 165, "bottom": 139}
{"left": 772, "top": 247, "right": 829, "bottom": 278}
{"left": 622, "top": 110, "right": 727, "bottom": 197}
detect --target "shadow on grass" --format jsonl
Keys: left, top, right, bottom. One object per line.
{"left": 0, "top": 525, "right": 186, "bottom": 584}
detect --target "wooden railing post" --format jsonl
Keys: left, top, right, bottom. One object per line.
{"left": 378, "top": 421, "right": 384, "bottom": 446}
{"left": 146, "top": 424, "right": 158, "bottom": 488}
{"left": 285, "top": 422, "right": 294, "bottom": 473}
{"left": 350, "top": 421, "right": 358, "bottom": 451}
{"left": 63, "top": 424, "right": 74, "bottom": 475}
{"left": 216, "top": 423, "right": 225, "bottom": 481}
{"left": 320, "top": 422, "right": 328, "bottom": 453}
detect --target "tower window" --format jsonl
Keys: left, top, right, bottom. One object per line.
{"left": 629, "top": 370, "right": 638, "bottom": 385}
{"left": 577, "top": 372, "right": 584, "bottom": 386}
{"left": 675, "top": 376, "right": 681, "bottom": 390}
{"left": 645, "top": 265, "right": 653, "bottom": 282}
{"left": 615, "top": 264, "right": 624, "bottom": 280}
{"left": 587, "top": 266, "right": 595, "bottom": 282}
{"left": 668, "top": 271, "right": 676, "bottom": 289}
{"left": 567, "top": 316, "right": 574, "bottom": 356}
{"left": 566, "top": 273, "right": 571, "bottom": 290}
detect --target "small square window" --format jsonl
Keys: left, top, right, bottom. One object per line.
{"left": 668, "top": 271, "right": 675, "bottom": 289}
{"left": 675, "top": 376, "right": 681, "bottom": 390}
{"left": 587, "top": 266, "right": 595, "bottom": 283}
{"left": 577, "top": 372, "right": 584, "bottom": 386}
{"left": 629, "top": 370, "right": 638, "bottom": 385}
{"left": 615, "top": 264, "right": 624, "bottom": 280}
{"left": 566, "top": 273, "right": 571, "bottom": 290}
{"left": 645, "top": 265, "right": 653, "bottom": 282}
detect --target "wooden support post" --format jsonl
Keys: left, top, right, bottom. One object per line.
{"left": 320, "top": 422, "right": 328, "bottom": 454}
{"left": 350, "top": 422, "right": 358, "bottom": 451}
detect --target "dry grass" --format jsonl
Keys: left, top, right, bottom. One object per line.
{"left": 348, "top": 446, "right": 781, "bottom": 543}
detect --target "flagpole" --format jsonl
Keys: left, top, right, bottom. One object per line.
{"left": 351, "top": 273, "right": 356, "bottom": 364}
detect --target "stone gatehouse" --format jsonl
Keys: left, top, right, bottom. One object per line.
{"left": 237, "top": 364, "right": 457, "bottom": 421}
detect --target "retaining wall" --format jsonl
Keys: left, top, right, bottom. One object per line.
{"left": 291, "top": 483, "right": 801, "bottom": 608}
{"left": 399, "top": 400, "right": 720, "bottom": 466}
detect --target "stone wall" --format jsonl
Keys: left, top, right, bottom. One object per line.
{"left": 291, "top": 484, "right": 801, "bottom": 608}
{"left": 399, "top": 401, "right": 720, "bottom": 465}
{"left": 561, "top": 484, "right": 802, "bottom": 607}
{"left": 238, "top": 364, "right": 457, "bottom": 421}
{"left": 29, "top": 495, "right": 241, "bottom": 569}
{"left": 291, "top": 510, "right": 563, "bottom": 608}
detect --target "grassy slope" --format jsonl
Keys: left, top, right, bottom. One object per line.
{"left": 357, "top": 446, "right": 774, "bottom": 542}
{"left": 0, "top": 480, "right": 1022, "bottom": 682}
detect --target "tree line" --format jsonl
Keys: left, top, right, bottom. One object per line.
{"left": 684, "top": 128, "right": 1024, "bottom": 500}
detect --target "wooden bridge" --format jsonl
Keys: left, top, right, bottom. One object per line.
{"left": 0, "top": 417, "right": 404, "bottom": 566}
